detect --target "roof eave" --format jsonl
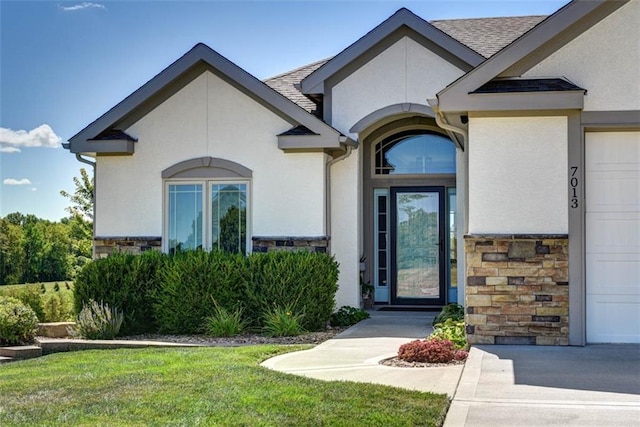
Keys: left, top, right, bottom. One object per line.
{"left": 440, "top": 90, "right": 585, "bottom": 113}
{"left": 437, "top": 0, "right": 628, "bottom": 111}
{"left": 66, "top": 139, "right": 135, "bottom": 156}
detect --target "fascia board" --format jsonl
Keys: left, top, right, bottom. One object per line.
{"left": 69, "top": 140, "right": 134, "bottom": 155}
{"left": 68, "top": 43, "right": 341, "bottom": 152}
{"left": 437, "top": 0, "right": 617, "bottom": 109}
{"left": 441, "top": 91, "right": 584, "bottom": 112}
{"left": 300, "top": 8, "right": 484, "bottom": 95}
{"left": 277, "top": 134, "right": 342, "bottom": 150}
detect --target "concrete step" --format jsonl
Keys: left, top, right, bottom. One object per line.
{"left": 0, "top": 345, "right": 42, "bottom": 359}
{"left": 0, "top": 356, "right": 15, "bottom": 364}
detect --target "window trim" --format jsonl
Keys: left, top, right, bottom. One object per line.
{"left": 163, "top": 178, "right": 251, "bottom": 254}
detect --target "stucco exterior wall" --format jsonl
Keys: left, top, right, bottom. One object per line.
{"left": 524, "top": 1, "right": 640, "bottom": 111}
{"left": 330, "top": 149, "right": 361, "bottom": 308}
{"left": 330, "top": 36, "right": 465, "bottom": 137}
{"left": 467, "top": 116, "right": 568, "bottom": 234}
{"left": 95, "top": 71, "right": 326, "bottom": 238}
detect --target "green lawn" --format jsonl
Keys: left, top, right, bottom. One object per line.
{"left": 0, "top": 346, "right": 449, "bottom": 426}
{"left": 0, "top": 281, "right": 73, "bottom": 294}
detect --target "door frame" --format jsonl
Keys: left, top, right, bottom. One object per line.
{"left": 389, "top": 186, "right": 446, "bottom": 305}
{"left": 361, "top": 116, "right": 457, "bottom": 306}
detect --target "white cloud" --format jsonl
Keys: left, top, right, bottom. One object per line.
{"left": 59, "top": 2, "right": 106, "bottom": 11}
{"left": 0, "top": 125, "right": 62, "bottom": 148}
{"left": 0, "top": 146, "right": 21, "bottom": 153}
{"left": 3, "top": 178, "right": 32, "bottom": 186}
{"left": 31, "top": 188, "right": 38, "bottom": 192}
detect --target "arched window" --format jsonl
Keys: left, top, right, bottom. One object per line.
{"left": 375, "top": 131, "right": 456, "bottom": 175}
{"left": 162, "top": 157, "right": 251, "bottom": 255}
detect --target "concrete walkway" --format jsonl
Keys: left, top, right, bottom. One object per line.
{"left": 263, "top": 311, "right": 640, "bottom": 426}
{"left": 445, "top": 344, "right": 640, "bottom": 427}
{"left": 261, "top": 310, "right": 464, "bottom": 396}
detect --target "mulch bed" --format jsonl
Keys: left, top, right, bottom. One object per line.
{"left": 379, "top": 357, "right": 466, "bottom": 368}
{"left": 118, "top": 327, "right": 348, "bottom": 347}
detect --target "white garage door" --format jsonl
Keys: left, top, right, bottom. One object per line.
{"left": 586, "top": 131, "right": 640, "bottom": 343}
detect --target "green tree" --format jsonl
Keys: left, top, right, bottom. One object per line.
{"left": 60, "top": 168, "right": 94, "bottom": 220}
{"left": 0, "top": 218, "right": 25, "bottom": 284}
{"left": 21, "top": 217, "right": 47, "bottom": 283}
{"left": 60, "top": 169, "right": 94, "bottom": 275}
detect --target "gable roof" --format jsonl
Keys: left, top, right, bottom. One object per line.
{"left": 437, "top": 0, "right": 629, "bottom": 112}
{"left": 300, "top": 8, "right": 486, "bottom": 96}
{"left": 65, "top": 43, "right": 352, "bottom": 156}
{"left": 266, "top": 14, "right": 548, "bottom": 111}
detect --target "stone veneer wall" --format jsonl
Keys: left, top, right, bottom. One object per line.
{"left": 252, "top": 236, "right": 329, "bottom": 253}
{"left": 465, "top": 235, "right": 569, "bottom": 346}
{"left": 94, "top": 237, "right": 162, "bottom": 258}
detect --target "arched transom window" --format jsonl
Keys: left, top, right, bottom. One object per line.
{"left": 375, "top": 131, "right": 456, "bottom": 175}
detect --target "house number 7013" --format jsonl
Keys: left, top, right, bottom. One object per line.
{"left": 570, "top": 166, "right": 579, "bottom": 208}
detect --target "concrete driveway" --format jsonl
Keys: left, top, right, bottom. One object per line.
{"left": 445, "top": 344, "right": 640, "bottom": 426}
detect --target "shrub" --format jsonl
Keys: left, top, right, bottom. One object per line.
{"left": 432, "top": 303, "right": 464, "bottom": 326}
{"left": 262, "top": 305, "right": 305, "bottom": 337}
{"left": 42, "top": 292, "right": 74, "bottom": 322}
{"left": 330, "top": 306, "right": 370, "bottom": 327}
{"left": 397, "top": 338, "right": 457, "bottom": 363}
{"left": 205, "top": 299, "right": 247, "bottom": 337}
{"left": 454, "top": 349, "right": 469, "bottom": 361}
{"left": 430, "top": 318, "right": 467, "bottom": 349}
{"left": 74, "top": 249, "right": 339, "bottom": 335}
{"left": 0, "top": 296, "right": 38, "bottom": 345}
{"left": 248, "top": 251, "right": 339, "bottom": 331}
{"left": 74, "top": 250, "right": 166, "bottom": 335}
{"left": 0, "top": 285, "right": 46, "bottom": 321}
{"left": 73, "top": 300, "right": 123, "bottom": 340}
{"left": 154, "top": 250, "right": 250, "bottom": 334}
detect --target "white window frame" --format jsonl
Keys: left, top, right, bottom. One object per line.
{"left": 163, "top": 179, "right": 251, "bottom": 254}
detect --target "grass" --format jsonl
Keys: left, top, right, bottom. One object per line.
{"left": 0, "top": 346, "right": 449, "bottom": 426}
{"left": 0, "top": 281, "right": 75, "bottom": 322}
{"left": 0, "top": 281, "right": 73, "bottom": 294}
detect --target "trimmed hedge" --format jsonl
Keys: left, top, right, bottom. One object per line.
{"left": 73, "top": 250, "right": 339, "bottom": 336}
{"left": 153, "top": 250, "right": 251, "bottom": 334}
{"left": 248, "top": 251, "right": 339, "bottom": 331}
{"left": 74, "top": 251, "right": 165, "bottom": 335}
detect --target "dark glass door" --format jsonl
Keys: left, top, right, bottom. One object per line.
{"left": 390, "top": 187, "right": 446, "bottom": 305}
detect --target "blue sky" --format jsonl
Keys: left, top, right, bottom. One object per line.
{"left": 0, "top": 0, "right": 568, "bottom": 221}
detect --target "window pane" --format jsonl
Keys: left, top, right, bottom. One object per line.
{"left": 168, "top": 184, "right": 203, "bottom": 254}
{"left": 212, "top": 183, "right": 247, "bottom": 253}
{"left": 375, "top": 133, "right": 456, "bottom": 174}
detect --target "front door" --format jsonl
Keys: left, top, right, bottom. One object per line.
{"left": 389, "top": 187, "right": 446, "bottom": 305}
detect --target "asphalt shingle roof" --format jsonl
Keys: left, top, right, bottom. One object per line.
{"left": 264, "top": 58, "right": 330, "bottom": 114}
{"left": 263, "top": 15, "right": 549, "bottom": 111}
{"left": 430, "top": 15, "right": 547, "bottom": 58}
{"left": 472, "top": 78, "right": 584, "bottom": 93}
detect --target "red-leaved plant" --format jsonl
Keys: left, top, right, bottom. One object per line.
{"left": 397, "top": 338, "right": 458, "bottom": 363}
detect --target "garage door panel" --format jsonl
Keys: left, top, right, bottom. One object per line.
{"left": 585, "top": 131, "right": 640, "bottom": 169}
{"left": 586, "top": 254, "right": 640, "bottom": 291}
{"left": 586, "top": 174, "right": 639, "bottom": 212}
{"left": 586, "top": 213, "right": 640, "bottom": 253}
{"left": 585, "top": 131, "right": 640, "bottom": 344}
{"left": 586, "top": 298, "right": 640, "bottom": 344}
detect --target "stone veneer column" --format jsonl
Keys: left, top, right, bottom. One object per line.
{"left": 252, "top": 236, "right": 329, "bottom": 253}
{"left": 464, "top": 235, "right": 569, "bottom": 346}
{"left": 94, "top": 236, "right": 162, "bottom": 259}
